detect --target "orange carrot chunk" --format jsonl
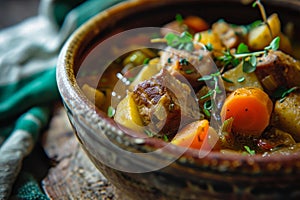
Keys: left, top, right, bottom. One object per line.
{"left": 220, "top": 87, "right": 273, "bottom": 136}
{"left": 171, "top": 119, "right": 219, "bottom": 151}
{"left": 184, "top": 16, "right": 209, "bottom": 33}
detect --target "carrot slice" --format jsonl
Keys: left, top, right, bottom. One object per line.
{"left": 220, "top": 87, "right": 273, "bottom": 136}
{"left": 171, "top": 119, "right": 219, "bottom": 151}
{"left": 184, "top": 16, "right": 209, "bottom": 33}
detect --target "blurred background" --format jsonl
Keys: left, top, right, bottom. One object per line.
{"left": 0, "top": 0, "right": 39, "bottom": 29}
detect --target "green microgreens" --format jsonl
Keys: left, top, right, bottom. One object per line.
{"left": 217, "top": 36, "right": 280, "bottom": 73}
{"left": 244, "top": 145, "right": 256, "bottom": 155}
{"left": 107, "top": 106, "right": 115, "bottom": 118}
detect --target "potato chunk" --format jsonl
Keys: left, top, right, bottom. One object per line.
{"left": 248, "top": 13, "right": 281, "bottom": 50}
{"left": 81, "top": 84, "right": 106, "bottom": 109}
{"left": 114, "top": 92, "right": 143, "bottom": 132}
{"left": 222, "top": 63, "right": 263, "bottom": 92}
{"left": 273, "top": 92, "right": 300, "bottom": 142}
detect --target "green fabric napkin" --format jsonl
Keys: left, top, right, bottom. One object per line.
{"left": 0, "top": 0, "right": 124, "bottom": 199}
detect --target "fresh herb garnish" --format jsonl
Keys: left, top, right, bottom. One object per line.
{"left": 198, "top": 72, "right": 223, "bottom": 98}
{"left": 143, "top": 58, "right": 150, "bottom": 64}
{"left": 252, "top": 0, "right": 272, "bottom": 38}
{"left": 237, "top": 43, "right": 250, "bottom": 54}
{"left": 205, "top": 43, "right": 214, "bottom": 51}
{"left": 221, "top": 76, "right": 234, "bottom": 83}
{"left": 179, "top": 58, "right": 189, "bottom": 65}
{"left": 144, "top": 129, "right": 154, "bottom": 137}
{"left": 237, "top": 76, "right": 245, "bottom": 83}
{"left": 217, "top": 49, "right": 240, "bottom": 67}
{"left": 244, "top": 145, "right": 255, "bottom": 155}
{"left": 175, "top": 13, "right": 184, "bottom": 24}
{"left": 163, "top": 135, "right": 169, "bottom": 142}
{"left": 107, "top": 106, "right": 115, "bottom": 118}
{"left": 198, "top": 72, "right": 223, "bottom": 116}
{"left": 203, "top": 100, "right": 213, "bottom": 117}
{"left": 264, "top": 36, "right": 280, "bottom": 53}
{"left": 185, "top": 69, "right": 194, "bottom": 74}
{"left": 279, "top": 87, "right": 298, "bottom": 103}
{"left": 217, "top": 36, "right": 280, "bottom": 72}
{"left": 242, "top": 54, "right": 257, "bottom": 73}
{"left": 164, "top": 31, "right": 194, "bottom": 51}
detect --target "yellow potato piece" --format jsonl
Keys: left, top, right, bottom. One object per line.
{"left": 196, "top": 30, "right": 224, "bottom": 52}
{"left": 278, "top": 32, "right": 293, "bottom": 55}
{"left": 81, "top": 84, "right": 106, "bottom": 109}
{"left": 129, "top": 58, "right": 160, "bottom": 90}
{"left": 248, "top": 13, "right": 281, "bottom": 50}
{"left": 222, "top": 63, "right": 263, "bottom": 92}
{"left": 114, "top": 92, "right": 143, "bottom": 132}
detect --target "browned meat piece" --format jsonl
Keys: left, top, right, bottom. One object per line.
{"left": 255, "top": 50, "right": 300, "bottom": 94}
{"left": 212, "top": 21, "right": 243, "bottom": 49}
{"left": 159, "top": 46, "right": 216, "bottom": 91}
{"left": 272, "top": 91, "right": 300, "bottom": 142}
{"left": 132, "top": 69, "right": 201, "bottom": 137}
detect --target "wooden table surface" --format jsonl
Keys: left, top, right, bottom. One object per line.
{"left": 40, "top": 104, "right": 117, "bottom": 199}
{"left": 0, "top": 2, "right": 117, "bottom": 199}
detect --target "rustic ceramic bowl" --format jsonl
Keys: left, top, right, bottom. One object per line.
{"left": 57, "top": 0, "right": 300, "bottom": 199}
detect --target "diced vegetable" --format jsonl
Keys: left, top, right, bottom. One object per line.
{"left": 273, "top": 92, "right": 300, "bottom": 142}
{"left": 129, "top": 58, "right": 161, "bottom": 89}
{"left": 196, "top": 30, "right": 224, "bottom": 53}
{"left": 184, "top": 16, "right": 209, "bottom": 33}
{"left": 171, "top": 119, "right": 219, "bottom": 150}
{"left": 123, "top": 50, "right": 149, "bottom": 67}
{"left": 222, "top": 63, "right": 263, "bottom": 92}
{"left": 220, "top": 87, "right": 273, "bottom": 136}
{"left": 248, "top": 13, "right": 281, "bottom": 50}
{"left": 81, "top": 84, "right": 106, "bottom": 109}
{"left": 212, "top": 20, "right": 240, "bottom": 48}
{"left": 114, "top": 92, "right": 143, "bottom": 132}
{"left": 278, "top": 32, "right": 293, "bottom": 54}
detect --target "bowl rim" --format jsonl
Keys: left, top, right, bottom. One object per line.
{"left": 56, "top": 0, "right": 300, "bottom": 174}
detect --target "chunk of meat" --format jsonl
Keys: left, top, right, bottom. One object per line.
{"left": 132, "top": 69, "right": 201, "bottom": 137}
{"left": 255, "top": 50, "right": 300, "bottom": 94}
{"left": 273, "top": 92, "right": 300, "bottom": 142}
{"left": 159, "top": 46, "right": 216, "bottom": 90}
{"left": 212, "top": 20, "right": 242, "bottom": 49}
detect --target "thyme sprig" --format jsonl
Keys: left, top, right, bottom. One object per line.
{"left": 151, "top": 31, "right": 195, "bottom": 52}
{"left": 252, "top": 0, "right": 273, "bottom": 38}
{"left": 198, "top": 71, "right": 223, "bottom": 116}
{"left": 244, "top": 145, "right": 256, "bottom": 155}
{"left": 217, "top": 36, "right": 280, "bottom": 73}
{"left": 274, "top": 86, "right": 299, "bottom": 103}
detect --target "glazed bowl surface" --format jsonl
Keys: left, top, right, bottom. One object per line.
{"left": 57, "top": 0, "right": 300, "bottom": 199}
